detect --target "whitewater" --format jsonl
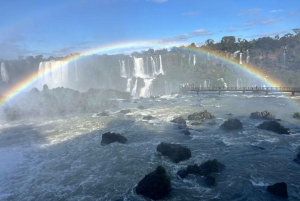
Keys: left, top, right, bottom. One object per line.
{"left": 0, "top": 92, "right": 300, "bottom": 200}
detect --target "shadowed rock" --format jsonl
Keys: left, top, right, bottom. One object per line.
{"left": 136, "top": 166, "right": 171, "bottom": 200}
{"left": 191, "top": 122, "right": 201, "bottom": 125}
{"left": 157, "top": 142, "right": 191, "bottom": 163}
{"left": 101, "top": 132, "right": 127, "bottom": 145}
{"left": 257, "top": 121, "right": 290, "bottom": 134}
{"left": 170, "top": 116, "right": 186, "bottom": 126}
{"left": 205, "top": 175, "right": 217, "bottom": 187}
{"left": 177, "top": 159, "right": 224, "bottom": 178}
{"left": 142, "top": 115, "right": 155, "bottom": 120}
{"left": 293, "top": 150, "right": 300, "bottom": 164}
{"left": 267, "top": 182, "right": 288, "bottom": 198}
{"left": 250, "top": 110, "right": 275, "bottom": 120}
{"left": 180, "top": 129, "right": 191, "bottom": 135}
{"left": 293, "top": 112, "right": 300, "bottom": 119}
{"left": 137, "top": 105, "right": 145, "bottom": 109}
{"left": 188, "top": 110, "right": 215, "bottom": 120}
{"left": 221, "top": 118, "right": 243, "bottom": 130}
{"left": 97, "top": 110, "right": 109, "bottom": 116}
{"left": 119, "top": 109, "right": 131, "bottom": 114}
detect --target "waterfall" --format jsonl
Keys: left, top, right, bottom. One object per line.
{"left": 188, "top": 55, "right": 191, "bottom": 65}
{"left": 1, "top": 62, "right": 9, "bottom": 83}
{"left": 134, "top": 57, "right": 147, "bottom": 78}
{"left": 237, "top": 78, "right": 242, "bottom": 88}
{"left": 150, "top": 56, "right": 157, "bottom": 76}
{"left": 207, "top": 53, "right": 210, "bottom": 61}
{"left": 239, "top": 53, "right": 243, "bottom": 64}
{"left": 126, "top": 78, "right": 132, "bottom": 92}
{"left": 246, "top": 50, "right": 250, "bottom": 64}
{"left": 120, "top": 60, "right": 127, "bottom": 78}
{"left": 140, "top": 79, "right": 153, "bottom": 97}
{"left": 158, "top": 55, "right": 164, "bottom": 75}
{"left": 203, "top": 79, "right": 211, "bottom": 88}
{"left": 193, "top": 55, "right": 196, "bottom": 65}
{"left": 131, "top": 78, "right": 138, "bottom": 97}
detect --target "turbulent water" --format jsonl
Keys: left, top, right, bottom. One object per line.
{"left": 0, "top": 92, "right": 300, "bottom": 201}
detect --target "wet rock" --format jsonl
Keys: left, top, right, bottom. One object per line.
{"left": 205, "top": 175, "right": 216, "bottom": 187}
{"left": 101, "top": 132, "right": 128, "bottom": 145}
{"left": 221, "top": 118, "right": 243, "bottom": 130}
{"left": 157, "top": 142, "right": 191, "bottom": 163}
{"left": 267, "top": 182, "right": 288, "bottom": 198}
{"left": 97, "top": 110, "right": 109, "bottom": 116}
{"left": 170, "top": 116, "right": 186, "bottom": 126}
{"left": 177, "top": 159, "right": 224, "bottom": 178}
{"left": 142, "top": 115, "right": 155, "bottom": 120}
{"left": 180, "top": 129, "right": 191, "bottom": 135}
{"left": 137, "top": 105, "right": 145, "bottom": 109}
{"left": 119, "top": 109, "right": 131, "bottom": 114}
{"left": 293, "top": 112, "right": 300, "bottom": 119}
{"left": 136, "top": 166, "right": 171, "bottom": 200}
{"left": 257, "top": 121, "right": 290, "bottom": 134}
{"left": 188, "top": 110, "right": 215, "bottom": 120}
{"left": 191, "top": 122, "right": 201, "bottom": 125}
{"left": 250, "top": 110, "right": 275, "bottom": 120}
{"left": 293, "top": 150, "right": 300, "bottom": 164}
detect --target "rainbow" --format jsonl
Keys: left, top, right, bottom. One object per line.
{"left": 0, "top": 41, "right": 285, "bottom": 107}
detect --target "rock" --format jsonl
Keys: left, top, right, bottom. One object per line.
{"left": 180, "top": 129, "right": 191, "bottom": 135}
{"left": 267, "top": 182, "right": 288, "bottom": 198}
{"left": 293, "top": 112, "right": 300, "bottom": 119}
{"left": 177, "top": 159, "right": 224, "bottom": 178}
{"left": 119, "top": 109, "right": 131, "bottom": 114}
{"left": 157, "top": 142, "right": 191, "bottom": 163}
{"left": 143, "top": 115, "right": 155, "bottom": 120}
{"left": 137, "top": 105, "right": 145, "bottom": 109}
{"left": 257, "top": 121, "right": 290, "bottom": 134}
{"left": 136, "top": 166, "right": 171, "bottom": 200}
{"left": 97, "top": 110, "right": 109, "bottom": 116}
{"left": 101, "top": 132, "right": 128, "bottom": 145}
{"left": 293, "top": 150, "right": 300, "bottom": 164}
{"left": 250, "top": 110, "right": 275, "bottom": 120}
{"left": 170, "top": 116, "right": 186, "bottom": 126}
{"left": 221, "top": 118, "right": 243, "bottom": 130}
{"left": 188, "top": 110, "right": 215, "bottom": 120}
{"left": 205, "top": 175, "right": 216, "bottom": 187}
{"left": 191, "top": 122, "right": 201, "bottom": 125}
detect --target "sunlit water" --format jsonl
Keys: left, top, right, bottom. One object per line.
{"left": 0, "top": 92, "right": 300, "bottom": 201}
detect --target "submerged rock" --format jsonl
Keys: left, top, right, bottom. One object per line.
{"left": 293, "top": 150, "right": 300, "bottom": 164}
{"left": 101, "top": 132, "right": 128, "bottom": 145}
{"left": 97, "top": 110, "right": 109, "bottom": 116}
{"left": 250, "top": 110, "right": 275, "bottom": 120}
{"left": 157, "top": 142, "right": 191, "bottom": 163}
{"left": 142, "top": 115, "right": 155, "bottom": 120}
{"left": 180, "top": 129, "right": 191, "bottom": 135}
{"left": 257, "top": 121, "right": 290, "bottom": 134}
{"left": 137, "top": 105, "right": 145, "bottom": 109}
{"left": 267, "top": 182, "right": 288, "bottom": 198}
{"left": 191, "top": 122, "right": 201, "bottom": 125}
{"left": 221, "top": 118, "right": 243, "bottom": 130}
{"left": 177, "top": 159, "right": 224, "bottom": 178}
{"left": 119, "top": 109, "right": 131, "bottom": 114}
{"left": 136, "top": 166, "right": 171, "bottom": 200}
{"left": 205, "top": 175, "right": 217, "bottom": 187}
{"left": 293, "top": 112, "right": 300, "bottom": 119}
{"left": 188, "top": 110, "right": 215, "bottom": 120}
{"left": 170, "top": 116, "right": 186, "bottom": 126}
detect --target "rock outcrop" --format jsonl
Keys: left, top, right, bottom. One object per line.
{"left": 293, "top": 150, "right": 300, "bottom": 164}
{"left": 136, "top": 166, "right": 171, "bottom": 200}
{"left": 221, "top": 118, "right": 243, "bottom": 130}
{"left": 293, "top": 112, "right": 300, "bottom": 119}
{"left": 119, "top": 109, "right": 131, "bottom": 114}
{"left": 157, "top": 142, "right": 191, "bottom": 163}
{"left": 142, "top": 115, "right": 155, "bottom": 120}
{"left": 97, "top": 110, "right": 109, "bottom": 116}
{"left": 257, "top": 121, "right": 290, "bottom": 134}
{"left": 267, "top": 182, "right": 288, "bottom": 198}
{"left": 250, "top": 110, "right": 275, "bottom": 120}
{"left": 188, "top": 110, "right": 215, "bottom": 120}
{"left": 170, "top": 116, "right": 186, "bottom": 126}
{"left": 101, "top": 132, "right": 128, "bottom": 145}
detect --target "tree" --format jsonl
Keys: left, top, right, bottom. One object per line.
{"left": 221, "top": 36, "right": 236, "bottom": 52}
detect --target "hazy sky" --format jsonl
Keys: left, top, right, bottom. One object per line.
{"left": 1, "top": 0, "right": 299, "bottom": 59}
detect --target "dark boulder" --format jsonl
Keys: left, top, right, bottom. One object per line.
{"left": 177, "top": 159, "right": 224, "bottom": 178}
{"left": 119, "top": 109, "right": 131, "bottom": 114}
{"left": 142, "top": 115, "right": 155, "bottom": 120}
{"left": 191, "top": 122, "right": 201, "bottom": 125}
{"left": 205, "top": 175, "right": 216, "bottom": 187}
{"left": 157, "top": 142, "right": 191, "bottom": 163}
{"left": 293, "top": 150, "right": 300, "bottom": 164}
{"left": 267, "top": 182, "right": 288, "bottom": 198}
{"left": 293, "top": 112, "right": 300, "bottom": 119}
{"left": 137, "top": 105, "right": 145, "bottom": 109}
{"left": 221, "top": 118, "right": 243, "bottom": 130}
{"left": 250, "top": 110, "right": 275, "bottom": 120}
{"left": 188, "top": 110, "right": 215, "bottom": 120}
{"left": 257, "top": 121, "right": 290, "bottom": 134}
{"left": 170, "top": 116, "right": 186, "bottom": 126}
{"left": 97, "top": 110, "right": 109, "bottom": 116}
{"left": 136, "top": 166, "right": 171, "bottom": 200}
{"left": 180, "top": 129, "right": 191, "bottom": 135}
{"left": 101, "top": 132, "right": 128, "bottom": 145}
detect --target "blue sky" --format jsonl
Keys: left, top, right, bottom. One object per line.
{"left": 0, "top": 0, "right": 299, "bottom": 59}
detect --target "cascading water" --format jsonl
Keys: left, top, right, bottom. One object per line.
{"left": 126, "top": 78, "right": 132, "bottom": 92}
{"left": 159, "top": 55, "right": 164, "bottom": 75}
{"left": 131, "top": 78, "right": 138, "bottom": 97}
{"left": 237, "top": 78, "right": 243, "bottom": 88}
{"left": 150, "top": 56, "right": 157, "bottom": 76}
{"left": 120, "top": 60, "right": 127, "bottom": 78}
{"left": 133, "top": 57, "right": 146, "bottom": 78}
{"left": 239, "top": 53, "right": 243, "bottom": 64}
{"left": 207, "top": 52, "right": 210, "bottom": 61}
{"left": 188, "top": 55, "right": 191, "bottom": 65}
{"left": 203, "top": 79, "right": 211, "bottom": 88}
{"left": 193, "top": 55, "right": 196, "bottom": 65}
{"left": 1, "top": 62, "right": 9, "bottom": 83}
{"left": 140, "top": 79, "right": 153, "bottom": 97}
{"left": 246, "top": 50, "right": 250, "bottom": 64}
